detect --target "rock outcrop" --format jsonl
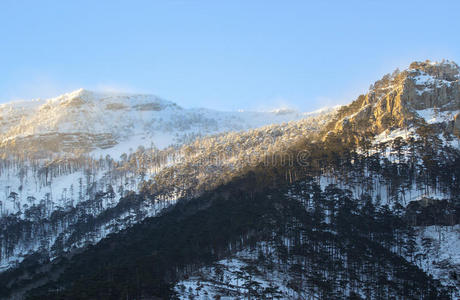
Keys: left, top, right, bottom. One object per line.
{"left": 324, "top": 60, "right": 460, "bottom": 141}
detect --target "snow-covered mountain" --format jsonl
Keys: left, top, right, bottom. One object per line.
{"left": 0, "top": 60, "right": 459, "bottom": 299}
{"left": 0, "top": 89, "right": 335, "bottom": 219}
{"left": 0, "top": 89, "right": 338, "bottom": 272}
{"left": 0, "top": 88, "right": 314, "bottom": 158}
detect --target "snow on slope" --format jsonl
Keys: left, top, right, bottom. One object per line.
{"left": 0, "top": 89, "right": 318, "bottom": 157}
{"left": 174, "top": 243, "right": 303, "bottom": 300}
{"left": 0, "top": 89, "right": 334, "bottom": 216}
{"left": 372, "top": 127, "right": 417, "bottom": 145}
{"left": 414, "top": 225, "right": 460, "bottom": 298}
{"left": 415, "top": 108, "right": 460, "bottom": 124}
{"left": 174, "top": 226, "right": 460, "bottom": 299}
{"left": 0, "top": 89, "right": 339, "bottom": 271}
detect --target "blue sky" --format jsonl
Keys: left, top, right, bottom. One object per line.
{"left": 1, "top": 0, "right": 459, "bottom": 111}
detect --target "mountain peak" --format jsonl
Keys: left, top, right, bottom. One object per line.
{"left": 70, "top": 87, "right": 88, "bottom": 96}
{"left": 45, "top": 88, "right": 180, "bottom": 111}
{"left": 324, "top": 59, "right": 460, "bottom": 141}
{"left": 408, "top": 59, "right": 459, "bottom": 70}
{"left": 408, "top": 59, "right": 459, "bottom": 81}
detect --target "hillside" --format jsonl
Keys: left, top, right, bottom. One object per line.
{"left": 0, "top": 88, "right": 311, "bottom": 158}
{"left": 0, "top": 60, "right": 459, "bottom": 299}
{"left": 2, "top": 134, "right": 458, "bottom": 299}
{"left": 0, "top": 90, "right": 336, "bottom": 272}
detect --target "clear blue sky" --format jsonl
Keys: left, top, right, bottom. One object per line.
{"left": 1, "top": 0, "right": 459, "bottom": 111}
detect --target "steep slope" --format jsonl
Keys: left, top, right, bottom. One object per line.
{"left": 0, "top": 90, "right": 337, "bottom": 272}
{"left": 0, "top": 110, "right": 335, "bottom": 272}
{"left": 1, "top": 158, "right": 455, "bottom": 299}
{"left": 325, "top": 60, "right": 460, "bottom": 142}
{"left": 0, "top": 60, "right": 459, "bottom": 299}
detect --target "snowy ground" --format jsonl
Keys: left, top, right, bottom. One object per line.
{"left": 414, "top": 225, "right": 460, "bottom": 297}
{"left": 174, "top": 245, "right": 304, "bottom": 300}
{"left": 416, "top": 108, "right": 459, "bottom": 125}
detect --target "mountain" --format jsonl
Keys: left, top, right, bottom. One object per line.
{"left": 326, "top": 60, "right": 460, "bottom": 141}
{"left": 0, "top": 60, "right": 459, "bottom": 299}
{"left": 0, "top": 88, "right": 312, "bottom": 158}
{"left": 0, "top": 89, "right": 335, "bottom": 272}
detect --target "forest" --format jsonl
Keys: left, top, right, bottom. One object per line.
{"left": 0, "top": 123, "right": 458, "bottom": 299}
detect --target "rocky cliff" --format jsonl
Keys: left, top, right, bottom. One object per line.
{"left": 324, "top": 60, "right": 460, "bottom": 141}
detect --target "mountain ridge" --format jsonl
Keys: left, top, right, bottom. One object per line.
{"left": 0, "top": 59, "right": 459, "bottom": 299}
{"left": 0, "top": 88, "right": 314, "bottom": 158}
{"left": 323, "top": 60, "right": 460, "bottom": 144}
